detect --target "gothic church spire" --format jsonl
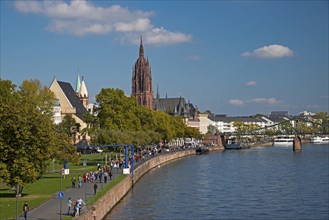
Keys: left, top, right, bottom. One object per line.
{"left": 139, "top": 36, "right": 144, "bottom": 57}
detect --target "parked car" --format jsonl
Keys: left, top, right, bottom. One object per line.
{"left": 95, "top": 147, "right": 103, "bottom": 153}
{"left": 76, "top": 145, "right": 97, "bottom": 154}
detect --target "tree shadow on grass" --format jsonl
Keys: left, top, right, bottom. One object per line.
{"left": 41, "top": 176, "right": 59, "bottom": 179}
{"left": 0, "top": 192, "right": 28, "bottom": 198}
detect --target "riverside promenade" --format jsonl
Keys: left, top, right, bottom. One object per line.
{"left": 18, "top": 170, "right": 121, "bottom": 220}
{"left": 18, "top": 146, "right": 223, "bottom": 220}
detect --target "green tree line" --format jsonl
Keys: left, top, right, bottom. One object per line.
{"left": 0, "top": 80, "right": 201, "bottom": 192}
{"left": 84, "top": 88, "right": 201, "bottom": 146}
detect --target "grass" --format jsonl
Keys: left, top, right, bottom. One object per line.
{"left": 0, "top": 153, "right": 125, "bottom": 220}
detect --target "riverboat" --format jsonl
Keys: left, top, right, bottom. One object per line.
{"left": 195, "top": 146, "right": 209, "bottom": 154}
{"left": 225, "top": 139, "right": 249, "bottom": 150}
{"left": 310, "top": 136, "right": 329, "bottom": 144}
{"left": 273, "top": 135, "right": 294, "bottom": 146}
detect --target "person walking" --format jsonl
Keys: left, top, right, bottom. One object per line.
{"left": 78, "top": 176, "right": 82, "bottom": 188}
{"left": 76, "top": 196, "right": 85, "bottom": 215}
{"left": 67, "top": 197, "right": 73, "bottom": 216}
{"left": 77, "top": 196, "right": 85, "bottom": 207}
{"left": 71, "top": 177, "right": 76, "bottom": 188}
{"left": 104, "top": 171, "right": 108, "bottom": 183}
{"left": 93, "top": 183, "right": 98, "bottom": 195}
{"left": 74, "top": 201, "right": 81, "bottom": 216}
{"left": 109, "top": 170, "right": 113, "bottom": 181}
{"left": 23, "top": 201, "right": 29, "bottom": 220}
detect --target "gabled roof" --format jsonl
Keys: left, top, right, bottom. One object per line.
{"left": 157, "top": 97, "right": 187, "bottom": 114}
{"left": 57, "top": 81, "right": 87, "bottom": 120}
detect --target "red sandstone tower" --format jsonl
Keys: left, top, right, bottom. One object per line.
{"left": 132, "top": 36, "right": 154, "bottom": 109}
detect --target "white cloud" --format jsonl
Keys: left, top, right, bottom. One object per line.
{"left": 244, "top": 81, "right": 257, "bottom": 86}
{"left": 230, "top": 97, "right": 281, "bottom": 106}
{"left": 186, "top": 55, "right": 201, "bottom": 61}
{"left": 229, "top": 99, "right": 244, "bottom": 106}
{"left": 242, "top": 44, "right": 294, "bottom": 59}
{"left": 249, "top": 98, "right": 281, "bottom": 105}
{"left": 14, "top": 0, "right": 192, "bottom": 45}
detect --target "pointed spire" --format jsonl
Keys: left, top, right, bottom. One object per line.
{"left": 76, "top": 72, "right": 81, "bottom": 93}
{"left": 79, "top": 76, "right": 88, "bottom": 98}
{"left": 139, "top": 35, "right": 144, "bottom": 57}
{"left": 156, "top": 84, "right": 160, "bottom": 99}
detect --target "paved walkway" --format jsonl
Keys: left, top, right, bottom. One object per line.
{"left": 19, "top": 170, "right": 121, "bottom": 220}
{"left": 18, "top": 149, "right": 180, "bottom": 219}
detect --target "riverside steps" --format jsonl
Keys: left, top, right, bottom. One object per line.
{"left": 75, "top": 146, "right": 223, "bottom": 220}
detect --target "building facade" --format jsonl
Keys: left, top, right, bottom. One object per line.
{"left": 49, "top": 76, "right": 89, "bottom": 143}
{"left": 131, "top": 37, "right": 154, "bottom": 109}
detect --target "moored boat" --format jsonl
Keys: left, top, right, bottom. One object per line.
{"left": 310, "top": 136, "right": 329, "bottom": 144}
{"left": 196, "top": 146, "right": 209, "bottom": 154}
{"left": 273, "top": 135, "right": 294, "bottom": 146}
{"left": 225, "top": 139, "right": 249, "bottom": 150}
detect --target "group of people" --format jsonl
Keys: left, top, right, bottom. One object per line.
{"left": 71, "top": 176, "right": 83, "bottom": 188}
{"left": 67, "top": 196, "right": 85, "bottom": 216}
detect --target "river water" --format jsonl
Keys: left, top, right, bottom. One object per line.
{"left": 105, "top": 144, "right": 329, "bottom": 220}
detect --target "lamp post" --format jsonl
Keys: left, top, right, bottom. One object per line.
{"left": 15, "top": 184, "right": 19, "bottom": 220}
{"left": 60, "top": 168, "right": 63, "bottom": 220}
{"left": 83, "top": 160, "right": 87, "bottom": 202}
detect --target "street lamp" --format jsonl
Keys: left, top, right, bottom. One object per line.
{"left": 83, "top": 160, "right": 87, "bottom": 202}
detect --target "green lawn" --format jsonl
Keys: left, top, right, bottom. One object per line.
{"left": 0, "top": 153, "right": 124, "bottom": 220}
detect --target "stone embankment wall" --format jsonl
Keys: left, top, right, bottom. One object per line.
{"left": 75, "top": 146, "right": 222, "bottom": 220}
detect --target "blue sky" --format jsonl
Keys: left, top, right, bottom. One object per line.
{"left": 1, "top": 0, "right": 328, "bottom": 116}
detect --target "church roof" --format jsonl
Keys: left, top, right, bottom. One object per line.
{"left": 156, "top": 97, "right": 194, "bottom": 118}
{"left": 57, "top": 80, "right": 87, "bottom": 120}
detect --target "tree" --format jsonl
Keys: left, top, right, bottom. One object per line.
{"left": 92, "top": 87, "right": 201, "bottom": 146}
{"left": 207, "top": 125, "right": 218, "bottom": 135}
{"left": 96, "top": 88, "right": 141, "bottom": 131}
{"left": 313, "top": 112, "right": 329, "bottom": 134}
{"left": 233, "top": 121, "right": 249, "bottom": 138}
{"left": 57, "top": 114, "right": 81, "bottom": 143}
{"left": 0, "top": 79, "right": 78, "bottom": 194}
{"left": 185, "top": 126, "right": 202, "bottom": 139}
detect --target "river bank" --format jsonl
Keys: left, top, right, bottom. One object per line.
{"left": 74, "top": 146, "right": 223, "bottom": 220}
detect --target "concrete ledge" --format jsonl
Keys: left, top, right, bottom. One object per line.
{"left": 75, "top": 147, "right": 221, "bottom": 220}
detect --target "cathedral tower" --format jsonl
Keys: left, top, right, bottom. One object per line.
{"left": 132, "top": 36, "right": 154, "bottom": 109}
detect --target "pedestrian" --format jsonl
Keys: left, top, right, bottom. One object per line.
{"left": 67, "top": 197, "right": 73, "bottom": 216}
{"left": 98, "top": 171, "right": 102, "bottom": 183}
{"left": 109, "top": 170, "right": 113, "bottom": 180}
{"left": 93, "top": 183, "right": 98, "bottom": 195}
{"left": 71, "top": 177, "right": 76, "bottom": 188}
{"left": 77, "top": 196, "right": 85, "bottom": 207}
{"left": 83, "top": 173, "right": 87, "bottom": 183}
{"left": 74, "top": 201, "right": 81, "bottom": 216}
{"left": 78, "top": 176, "right": 82, "bottom": 188}
{"left": 104, "top": 171, "right": 108, "bottom": 183}
{"left": 23, "top": 201, "right": 29, "bottom": 220}
{"left": 75, "top": 196, "right": 85, "bottom": 215}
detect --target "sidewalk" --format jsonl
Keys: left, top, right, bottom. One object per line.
{"left": 19, "top": 170, "right": 121, "bottom": 220}
{"left": 18, "top": 151, "right": 166, "bottom": 220}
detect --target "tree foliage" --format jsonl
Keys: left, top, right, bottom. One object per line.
{"left": 0, "top": 79, "right": 78, "bottom": 191}
{"left": 92, "top": 88, "right": 201, "bottom": 146}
